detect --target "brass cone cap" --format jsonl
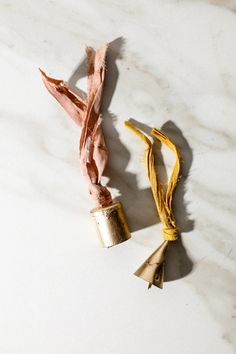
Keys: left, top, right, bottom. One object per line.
{"left": 90, "top": 201, "right": 131, "bottom": 248}
{"left": 134, "top": 240, "right": 169, "bottom": 289}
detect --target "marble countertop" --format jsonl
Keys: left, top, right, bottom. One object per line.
{"left": 0, "top": 1, "right": 236, "bottom": 353}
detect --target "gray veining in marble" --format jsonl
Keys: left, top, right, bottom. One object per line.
{"left": 0, "top": 1, "right": 235, "bottom": 353}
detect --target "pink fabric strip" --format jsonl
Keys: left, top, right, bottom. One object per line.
{"left": 40, "top": 44, "right": 112, "bottom": 207}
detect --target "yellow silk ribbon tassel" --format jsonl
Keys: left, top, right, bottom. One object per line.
{"left": 124, "top": 120, "right": 181, "bottom": 289}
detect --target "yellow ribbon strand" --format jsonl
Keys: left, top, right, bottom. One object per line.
{"left": 124, "top": 120, "right": 181, "bottom": 241}
{"left": 124, "top": 120, "right": 181, "bottom": 289}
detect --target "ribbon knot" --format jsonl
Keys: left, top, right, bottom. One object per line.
{"left": 162, "top": 227, "right": 178, "bottom": 241}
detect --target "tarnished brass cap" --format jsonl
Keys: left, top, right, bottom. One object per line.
{"left": 134, "top": 240, "right": 169, "bottom": 289}
{"left": 90, "top": 201, "right": 131, "bottom": 248}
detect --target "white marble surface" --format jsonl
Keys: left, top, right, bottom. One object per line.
{"left": 0, "top": 1, "right": 236, "bottom": 353}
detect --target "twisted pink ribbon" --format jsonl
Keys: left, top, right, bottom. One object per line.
{"left": 40, "top": 45, "right": 112, "bottom": 207}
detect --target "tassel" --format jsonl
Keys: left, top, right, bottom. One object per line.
{"left": 125, "top": 120, "right": 181, "bottom": 289}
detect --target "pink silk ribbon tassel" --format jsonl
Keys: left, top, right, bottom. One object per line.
{"left": 40, "top": 45, "right": 112, "bottom": 208}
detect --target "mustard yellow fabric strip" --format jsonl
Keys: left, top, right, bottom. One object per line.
{"left": 124, "top": 120, "right": 181, "bottom": 241}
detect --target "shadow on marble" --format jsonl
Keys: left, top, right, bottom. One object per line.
{"left": 68, "top": 54, "right": 87, "bottom": 99}
{"left": 161, "top": 121, "right": 194, "bottom": 233}
{"left": 161, "top": 121, "right": 194, "bottom": 281}
{"left": 102, "top": 38, "right": 160, "bottom": 232}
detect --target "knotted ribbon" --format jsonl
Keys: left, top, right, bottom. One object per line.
{"left": 40, "top": 45, "right": 112, "bottom": 208}
{"left": 125, "top": 120, "right": 181, "bottom": 289}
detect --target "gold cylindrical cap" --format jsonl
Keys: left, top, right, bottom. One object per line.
{"left": 90, "top": 201, "right": 131, "bottom": 248}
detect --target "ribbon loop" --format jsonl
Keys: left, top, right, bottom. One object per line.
{"left": 125, "top": 120, "right": 181, "bottom": 241}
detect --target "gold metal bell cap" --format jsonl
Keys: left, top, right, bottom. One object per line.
{"left": 134, "top": 241, "right": 169, "bottom": 289}
{"left": 90, "top": 201, "right": 131, "bottom": 248}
